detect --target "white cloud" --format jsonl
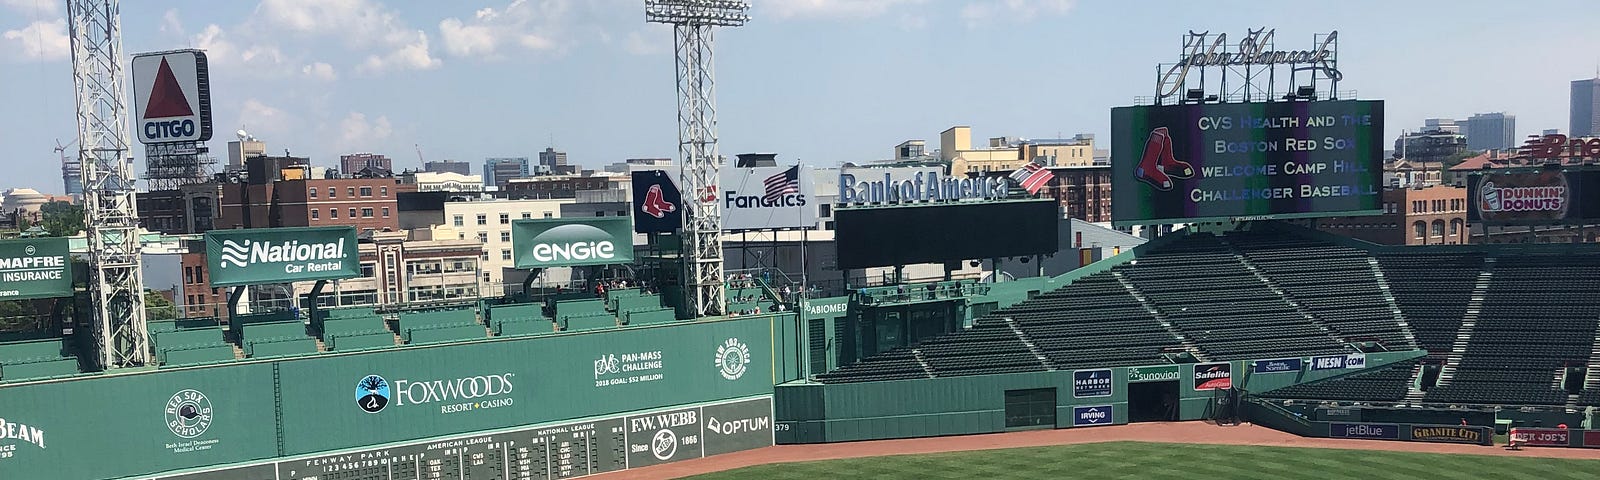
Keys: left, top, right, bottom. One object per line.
{"left": 301, "top": 62, "right": 338, "bottom": 81}
{"left": 961, "top": 0, "right": 1075, "bottom": 26}
{"left": 192, "top": 24, "right": 285, "bottom": 69}
{"left": 239, "top": 98, "right": 294, "bottom": 140}
{"left": 360, "top": 31, "right": 441, "bottom": 72}
{"left": 0, "top": 0, "right": 56, "bottom": 15}
{"left": 762, "top": 0, "right": 926, "bottom": 20}
{"left": 255, "top": 0, "right": 441, "bottom": 72}
{"left": 2, "top": 19, "right": 69, "bottom": 61}
{"left": 160, "top": 8, "right": 185, "bottom": 37}
{"left": 337, "top": 112, "right": 393, "bottom": 152}
{"left": 437, "top": 0, "right": 567, "bottom": 59}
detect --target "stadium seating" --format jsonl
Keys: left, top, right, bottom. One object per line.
{"left": 1261, "top": 360, "right": 1418, "bottom": 402}
{"left": 488, "top": 302, "right": 554, "bottom": 337}
{"left": 149, "top": 320, "right": 234, "bottom": 366}
{"left": 397, "top": 307, "right": 486, "bottom": 345}
{"left": 0, "top": 338, "right": 79, "bottom": 381}
{"left": 1225, "top": 231, "right": 1415, "bottom": 350}
{"left": 1376, "top": 252, "right": 1483, "bottom": 358}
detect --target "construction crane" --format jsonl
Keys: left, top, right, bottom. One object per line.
{"left": 67, "top": 0, "right": 150, "bottom": 369}
{"left": 645, "top": 0, "right": 749, "bottom": 317}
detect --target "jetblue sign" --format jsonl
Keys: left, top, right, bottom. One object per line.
{"left": 1252, "top": 358, "right": 1302, "bottom": 374}
{"left": 1073, "top": 405, "right": 1113, "bottom": 427}
{"left": 1329, "top": 422, "right": 1398, "bottom": 440}
{"left": 1073, "top": 369, "right": 1113, "bottom": 398}
{"left": 839, "top": 169, "right": 1009, "bottom": 205}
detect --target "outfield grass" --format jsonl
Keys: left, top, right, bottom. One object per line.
{"left": 680, "top": 441, "right": 1600, "bottom": 480}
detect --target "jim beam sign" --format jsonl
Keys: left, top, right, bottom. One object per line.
{"left": 1157, "top": 28, "right": 1340, "bottom": 101}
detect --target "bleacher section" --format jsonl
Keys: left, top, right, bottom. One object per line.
{"left": 1422, "top": 254, "right": 1600, "bottom": 406}
{"left": 0, "top": 338, "right": 79, "bottom": 381}
{"left": 1378, "top": 252, "right": 1483, "bottom": 358}
{"left": 150, "top": 320, "right": 233, "bottom": 365}
{"left": 1118, "top": 233, "right": 1346, "bottom": 360}
{"left": 487, "top": 302, "right": 553, "bottom": 337}
{"left": 319, "top": 313, "right": 395, "bottom": 351}
{"left": 1225, "top": 231, "right": 1415, "bottom": 349}
{"left": 1262, "top": 360, "right": 1419, "bottom": 402}
{"left": 990, "top": 275, "right": 1182, "bottom": 369}
{"left": 397, "top": 308, "right": 485, "bottom": 344}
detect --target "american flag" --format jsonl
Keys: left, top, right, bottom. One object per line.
{"left": 1008, "top": 160, "right": 1055, "bottom": 195}
{"left": 763, "top": 165, "right": 801, "bottom": 202}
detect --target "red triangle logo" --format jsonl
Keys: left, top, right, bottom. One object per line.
{"left": 144, "top": 57, "right": 194, "bottom": 118}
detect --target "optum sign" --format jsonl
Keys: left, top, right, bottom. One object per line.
{"left": 513, "top": 217, "right": 634, "bottom": 268}
{"left": 205, "top": 226, "right": 360, "bottom": 287}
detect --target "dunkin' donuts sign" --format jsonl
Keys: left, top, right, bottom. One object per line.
{"left": 1468, "top": 170, "right": 1600, "bottom": 224}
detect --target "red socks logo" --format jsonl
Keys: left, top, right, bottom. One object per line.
{"left": 1135, "top": 127, "right": 1194, "bottom": 191}
{"left": 641, "top": 184, "right": 676, "bottom": 218}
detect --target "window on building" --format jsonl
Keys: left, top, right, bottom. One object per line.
{"left": 382, "top": 207, "right": 390, "bottom": 217}
{"left": 499, "top": 213, "right": 510, "bottom": 224}
{"left": 309, "top": 188, "right": 317, "bottom": 198}
{"left": 483, "top": 272, "right": 492, "bottom": 282}
{"left": 1413, "top": 221, "right": 1425, "bottom": 239}
{"left": 820, "top": 204, "right": 832, "bottom": 217}
{"left": 616, "top": 210, "right": 626, "bottom": 216}
{"left": 477, "top": 231, "right": 488, "bottom": 243}
{"left": 331, "top": 208, "right": 339, "bottom": 219}
{"left": 1432, "top": 219, "right": 1445, "bottom": 237}
{"left": 347, "top": 187, "right": 356, "bottom": 197}
{"left": 453, "top": 215, "right": 464, "bottom": 227}
{"left": 328, "top": 187, "right": 336, "bottom": 198}
{"left": 595, "top": 211, "right": 604, "bottom": 217}
{"left": 311, "top": 209, "right": 320, "bottom": 220}
{"left": 477, "top": 214, "right": 487, "bottom": 225}
{"left": 458, "top": 232, "right": 465, "bottom": 240}
{"left": 349, "top": 208, "right": 357, "bottom": 218}
{"left": 501, "top": 249, "right": 511, "bottom": 261}
{"left": 360, "top": 187, "right": 373, "bottom": 197}
{"left": 380, "top": 187, "right": 388, "bottom": 197}
{"left": 544, "top": 211, "right": 553, "bottom": 218}
{"left": 500, "top": 231, "right": 511, "bottom": 242}
{"left": 360, "top": 264, "right": 376, "bottom": 277}
{"left": 1450, "top": 219, "right": 1461, "bottom": 235}
{"left": 361, "top": 208, "right": 374, "bottom": 218}
{"left": 522, "top": 212, "right": 532, "bottom": 219}
{"left": 480, "top": 251, "right": 489, "bottom": 261}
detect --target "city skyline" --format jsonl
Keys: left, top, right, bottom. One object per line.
{"left": 3, "top": 0, "right": 1600, "bottom": 195}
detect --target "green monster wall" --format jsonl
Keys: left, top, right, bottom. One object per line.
{"left": 0, "top": 316, "right": 792, "bottom": 480}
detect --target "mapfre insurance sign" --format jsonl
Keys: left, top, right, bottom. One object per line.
{"left": 131, "top": 50, "right": 213, "bottom": 144}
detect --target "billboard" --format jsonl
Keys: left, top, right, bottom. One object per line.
{"left": 513, "top": 217, "right": 634, "bottom": 268}
{"left": 1328, "top": 422, "right": 1399, "bottom": 439}
{"left": 834, "top": 200, "right": 1058, "bottom": 269}
{"left": 1252, "top": 358, "right": 1302, "bottom": 374}
{"left": 205, "top": 227, "right": 359, "bottom": 287}
{"left": 1409, "top": 425, "right": 1488, "bottom": 444}
{"left": 721, "top": 165, "right": 818, "bottom": 231}
{"left": 632, "top": 170, "right": 683, "bottom": 233}
{"left": 1110, "top": 100, "right": 1384, "bottom": 225}
{"left": 837, "top": 166, "right": 1010, "bottom": 205}
{"left": 0, "top": 237, "right": 72, "bottom": 301}
{"left": 131, "top": 50, "right": 212, "bottom": 144}
{"left": 1467, "top": 169, "right": 1600, "bottom": 224}
{"left": 1508, "top": 427, "right": 1571, "bottom": 447}
{"left": 1072, "top": 405, "right": 1113, "bottom": 427}
{"left": 1073, "top": 369, "right": 1113, "bottom": 398}
{"left": 1193, "top": 362, "right": 1232, "bottom": 390}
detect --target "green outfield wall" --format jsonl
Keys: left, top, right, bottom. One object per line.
{"left": 0, "top": 316, "right": 791, "bottom": 480}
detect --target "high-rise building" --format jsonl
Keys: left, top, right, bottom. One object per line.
{"left": 340, "top": 153, "right": 393, "bottom": 176}
{"left": 1573, "top": 78, "right": 1600, "bottom": 138}
{"left": 226, "top": 139, "right": 266, "bottom": 172}
{"left": 61, "top": 156, "right": 82, "bottom": 197}
{"left": 1463, "top": 112, "right": 1516, "bottom": 151}
{"left": 424, "top": 160, "right": 471, "bottom": 175}
{"left": 539, "top": 147, "right": 575, "bottom": 175}
{"left": 483, "top": 157, "right": 530, "bottom": 189}
{"left": 1421, "top": 118, "right": 1459, "bottom": 134}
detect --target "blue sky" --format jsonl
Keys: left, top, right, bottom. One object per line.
{"left": 2, "top": 0, "right": 1598, "bottom": 195}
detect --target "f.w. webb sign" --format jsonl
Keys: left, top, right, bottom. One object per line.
{"left": 205, "top": 226, "right": 360, "bottom": 287}
{"left": 512, "top": 217, "right": 634, "bottom": 268}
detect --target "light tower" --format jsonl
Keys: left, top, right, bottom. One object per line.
{"left": 67, "top": 0, "right": 150, "bottom": 368}
{"left": 646, "top": 0, "right": 748, "bottom": 317}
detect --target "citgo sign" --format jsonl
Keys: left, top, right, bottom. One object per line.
{"left": 205, "top": 227, "right": 359, "bottom": 287}
{"left": 513, "top": 217, "right": 634, "bottom": 268}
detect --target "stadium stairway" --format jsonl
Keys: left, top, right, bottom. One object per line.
{"left": 1431, "top": 260, "right": 1493, "bottom": 392}
{"left": 1111, "top": 270, "right": 1208, "bottom": 361}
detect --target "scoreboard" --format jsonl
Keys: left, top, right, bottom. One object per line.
{"left": 157, "top": 397, "right": 772, "bottom": 480}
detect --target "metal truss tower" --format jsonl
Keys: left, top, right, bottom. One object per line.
{"left": 68, "top": 0, "right": 150, "bottom": 368}
{"left": 646, "top": 0, "right": 748, "bottom": 317}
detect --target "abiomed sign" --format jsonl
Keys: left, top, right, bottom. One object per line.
{"left": 513, "top": 217, "right": 634, "bottom": 268}
{"left": 205, "top": 227, "right": 359, "bottom": 287}
{"left": 0, "top": 238, "right": 71, "bottom": 301}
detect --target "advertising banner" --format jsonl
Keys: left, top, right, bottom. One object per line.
{"left": 721, "top": 165, "right": 818, "bottom": 231}
{"left": 0, "top": 237, "right": 72, "bottom": 301}
{"left": 1127, "top": 365, "right": 1181, "bottom": 383}
{"left": 1329, "top": 422, "right": 1399, "bottom": 439}
{"left": 834, "top": 200, "right": 1058, "bottom": 269}
{"left": 1072, "top": 405, "right": 1113, "bottom": 427}
{"left": 1252, "top": 358, "right": 1302, "bottom": 374}
{"left": 205, "top": 227, "right": 359, "bottom": 287}
{"left": 632, "top": 170, "right": 683, "bottom": 233}
{"left": 1508, "top": 427, "right": 1570, "bottom": 447}
{"left": 1309, "top": 355, "right": 1347, "bottom": 371}
{"left": 1585, "top": 430, "right": 1600, "bottom": 448}
{"left": 837, "top": 166, "right": 1009, "bottom": 205}
{"left": 1409, "top": 425, "right": 1489, "bottom": 444}
{"left": 1110, "top": 100, "right": 1384, "bottom": 225}
{"left": 1193, "top": 362, "right": 1233, "bottom": 390}
{"left": 512, "top": 217, "right": 635, "bottom": 268}
{"left": 1073, "top": 369, "right": 1114, "bottom": 398}
{"left": 131, "top": 50, "right": 212, "bottom": 144}
{"left": 1466, "top": 170, "right": 1600, "bottom": 224}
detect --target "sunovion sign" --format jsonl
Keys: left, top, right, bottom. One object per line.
{"left": 205, "top": 226, "right": 359, "bottom": 287}
{"left": 0, "top": 237, "right": 72, "bottom": 301}
{"left": 838, "top": 167, "right": 1010, "bottom": 205}
{"left": 512, "top": 217, "right": 634, "bottom": 268}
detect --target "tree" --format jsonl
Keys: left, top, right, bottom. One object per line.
{"left": 144, "top": 290, "right": 178, "bottom": 321}
{"left": 39, "top": 201, "right": 84, "bottom": 238}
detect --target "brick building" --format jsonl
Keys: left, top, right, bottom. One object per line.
{"left": 500, "top": 174, "right": 627, "bottom": 200}
{"left": 1316, "top": 184, "right": 1468, "bottom": 245}
{"left": 219, "top": 178, "right": 411, "bottom": 232}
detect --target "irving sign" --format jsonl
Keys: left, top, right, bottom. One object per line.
{"left": 512, "top": 217, "right": 634, "bottom": 268}
{"left": 205, "top": 227, "right": 360, "bottom": 287}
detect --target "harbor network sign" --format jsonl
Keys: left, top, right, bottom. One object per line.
{"left": 205, "top": 227, "right": 359, "bottom": 287}
{"left": 512, "top": 217, "right": 634, "bottom": 268}
{"left": 0, "top": 238, "right": 71, "bottom": 301}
